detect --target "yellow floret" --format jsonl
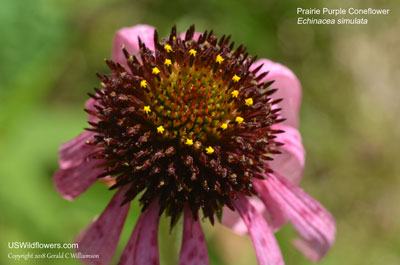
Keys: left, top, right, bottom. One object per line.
{"left": 245, "top": 98, "right": 253, "bottom": 106}
{"left": 232, "top": 74, "right": 241, "bottom": 83}
{"left": 140, "top": 80, "right": 147, "bottom": 88}
{"left": 220, "top": 123, "right": 228, "bottom": 130}
{"left": 164, "top": 59, "right": 172, "bottom": 66}
{"left": 216, "top": 54, "right": 224, "bottom": 64}
{"left": 164, "top": 44, "right": 173, "bottom": 53}
{"left": 189, "top": 49, "right": 197, "bottom": 56}
{"left": 152, "top": 67, "right": 160, "bottom": 75}
{"left": 231, "top": 90, "right": 239, "bottom": 98}
{"left": 157, "top": 126, "right": 165, "bottom": 134}
{"left": 235, "top": 116, "right": 244, "bottom": 124}
{"left": 205, "top": 146, "right": 215, "bottom": 154}
{"left": 143, "top": 106, "right": 151, "bottom": 114}
{"left": 185, "top": 139, "right": 194, "bottom": 146}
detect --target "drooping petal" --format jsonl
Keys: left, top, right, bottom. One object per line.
{"left": 232, "top": 195, "right": 285, "bottom": 265}
{"left": 118, "top": 201, "right": 160, "bottom": 265}
{"left": 265, "top": 173, "right": 336, "bottom": 261}
{"left": 270, "top": 124, "right": 305, "bottom": 185}
{"left": 253, "top": 179, "right": 287, "bottom": 231}
{"left": 222, "top": 200, "right": 257, "bottom": 235}
{"left": 58, "top": 131, "right": 96, "bottom": 170}
{"left": 53, "top": 157, "right": 105, "bottom": 200}
{"left": 59, "top": 97, "right": 101, "bottom": 170}
{"left": 178, "top": 208, "right": 209, "bottom": 265}
{"left": 75, "top": 188, "right": 130, "bottom": 265}
{"left": 222, "top": 198, "right": 275, "bottom": 235}
{"left": 251, "top": 59, "right": 301, "bottom": 128}
{"left": 112, "top": 24, "right": 156, "bottom": 65}
{"left": 222, "top": 188, "right": 288, "bottom": 235}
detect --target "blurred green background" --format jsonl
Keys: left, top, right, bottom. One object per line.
{"left": 1, "top": 0, "right": 399, "bottom": 264}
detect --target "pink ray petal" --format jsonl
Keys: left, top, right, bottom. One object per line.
{"left": 75, "top": 188, "right": 130, "bottom": 265}
{"left": 118, "top": 201, "right": 160, "bottom": 265}
{"left": 222, "top": 198, "right": 278, "bottom": 235}
{"left": 222, "top": 200, "right": 257, "bottom": 235}
{"left": 270, "top": 124, "right": 305, "bottom": 185}
{"left": 253, "top": 179, "right": 287, "bottom": 231}
{"left": 85, "top": 98, "right": 102, "bottom": 123}
{"left": 265, "top": 173, "right": 336, "bottom": 261}
{"left": 59, "top": 98, "right": 101, "bottom": 170}
{"left": 232, "top": 195, "right": 285, "bottom": 265}
{"left": 179, "top": 31, "right": 201, "bottom": 41}
{"left": 178, "top": 208, "right": 209, "bottom": 265}
{"left": 59, "top": 131, "right": 96, "bottom": 170}
{"left": 112, "top": 24, "right": 156, "bottom": 66}
{"left": 222, "top": 194, "right": 287, "bottom": 235}
{"left": 53, "top": 158, "right": 105, "bottom": 201}
{"left": 251, "top": 59, "right": 301, "bottom": 128}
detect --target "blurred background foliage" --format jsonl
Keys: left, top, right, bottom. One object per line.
{"left": 1, "top": 0, "right": 399, "bottom": 264}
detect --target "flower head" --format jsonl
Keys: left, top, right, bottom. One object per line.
{"left": 89, "top": 25, "right": 287, "bottom": 226}
{"left": 54, "top": 24, "right": 335, "bottom": 265}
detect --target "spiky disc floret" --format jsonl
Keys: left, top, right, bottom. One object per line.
{"left": 86, "top": 25, "right": 284, "bottom": 226}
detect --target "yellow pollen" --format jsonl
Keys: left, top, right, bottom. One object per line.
{"left": 140, "top": 80, "right": 147, "bottom": 88}
{"left": 220, "top": 123, "right": 228, "bottom": 130}
{"left": 231, "top": 90, "right": 239, "bottom": 98}
{"left": 152, "top": 67, "right": 160, "bottom": 75}
{"left": 235, "top": 116, "right": 244, "bottom": 124}
{"left": 157, "top": 126, "right": 165, "bottom": 134}
{"left": 205, "top": 146, "right": 214, "bottom": 154}
{"left": 173, "top": 36, "right": 176, "bottom": 40}
{"left": 232, "top": 74, "right": 241, "bottom": 82}
{"left": 216, "top": 54, "right": 224, "bottom": 64}
{"left": 164, "top": 44, "right": 173, "bottom": 53}
{"left": 245, "top": 98, "right": 254, "bottom": 106}
{"left": 164, "top": 59, "right": 172, "bottom": 66}
{"left": 189, "top": 49, "right": 197, "bottom": 56}
{"left": 185, "top": 139, "right": 194, "bottom": 146}
{"left": 143, "top": 106, "right": 151, "bottom": 114}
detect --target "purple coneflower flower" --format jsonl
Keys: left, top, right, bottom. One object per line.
{"left": 54, "top": 24, "right": 335, "bottom": 265}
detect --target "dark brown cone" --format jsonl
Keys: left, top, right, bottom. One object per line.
{"left": 86, "top": 25, "right": 284, "bottom": 226}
